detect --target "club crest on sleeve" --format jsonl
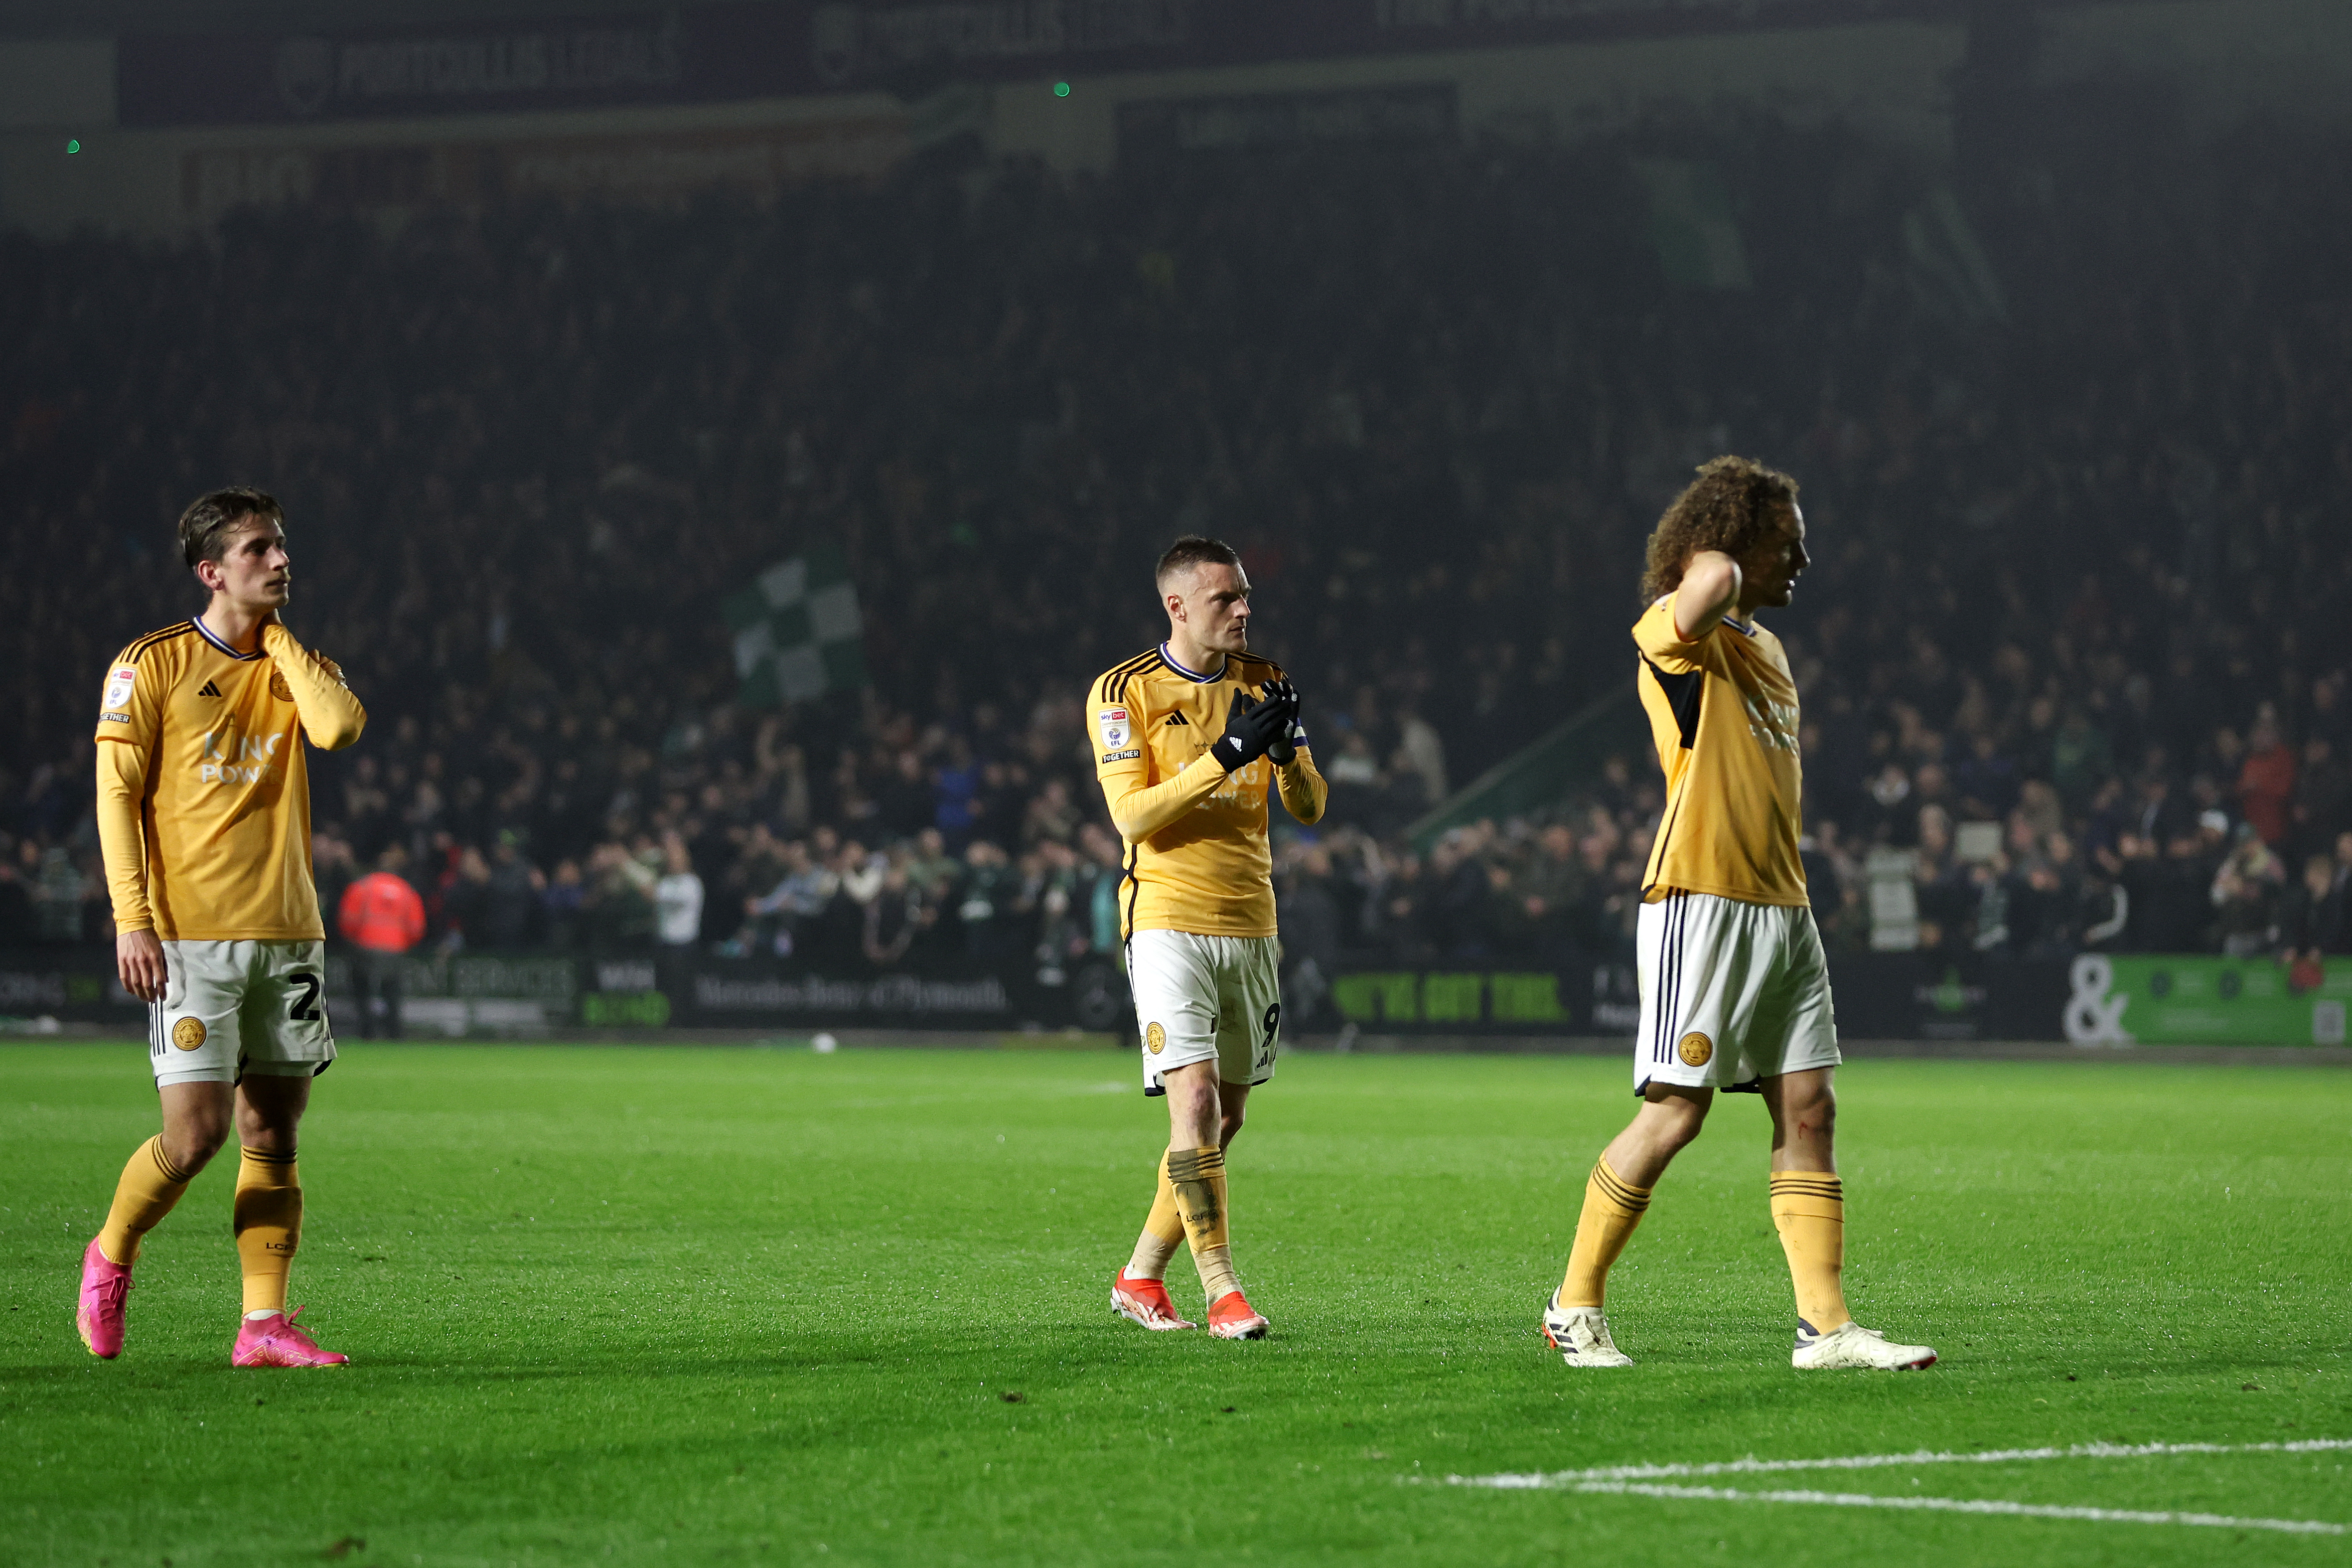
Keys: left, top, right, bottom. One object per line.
{"left": 1097, "top": 707, "right": 1130, "bottom": 749}
{"left": 172, "top": 1017, "right": 208, "bottom": 1052}
{"left": 1678, "top": 1031, "right": 1713, "bottom": 1067}
{"left": 1145, "top": 1021, "right": 1166, "bottom": 1055}
{"left": 104, "top": 667, "right": 136, "bottom": 711}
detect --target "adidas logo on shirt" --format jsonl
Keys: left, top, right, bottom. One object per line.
{"left": 1165, "top": 713, "right": 1189, "bottom": 726}
{"left": 197, "top": 680, "right": 222, "bottom": 698}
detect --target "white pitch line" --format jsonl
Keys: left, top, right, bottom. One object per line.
{"left": 1446, "top": 1438, "right": 2352, "bottom": 1536}
{"left": 1457, "top": 1437, "right": 2352, "bottom": 1488}
{"left": 1558, "top": 1481, "right": 2344, "bottom": 1536}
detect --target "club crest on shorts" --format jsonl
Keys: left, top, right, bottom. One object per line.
{"left": 1097, "top": 706, "right": 1130, "bottom": 750}
{"left": 1678, "top": 1031, "right": 1713, "bottom": 1066}
{"left": 172, "top": 1017, "right": 208, "bottom": 1051}
{"left": 1145, "top": 1021, "right": 1166, "bottom": 1054}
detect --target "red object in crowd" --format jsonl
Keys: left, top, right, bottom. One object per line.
{"left": 339, "top": 872, "right": 425, "bottom": 954}
{"left": 2238, "top": 742, "right": 2297, "bottom": 846}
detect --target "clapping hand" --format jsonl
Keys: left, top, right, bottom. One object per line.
{"left": 1259, "top": 679, "right": 1300, "bottom": 764}
{"left": 1211, "top": 689, "right": 1290, "bottom": 772}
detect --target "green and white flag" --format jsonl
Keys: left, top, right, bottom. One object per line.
{"left": 723, "top": 544, "right": 867, "bottom": 706}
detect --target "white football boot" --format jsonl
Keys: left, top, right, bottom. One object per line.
{"left": 1541, "top": 1294, "right": 1635, "bottom": 1368}
{"left": 1791, "top": 1319, "right": 1937, "bottom": 1370}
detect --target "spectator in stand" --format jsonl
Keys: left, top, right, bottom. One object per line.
{"left": 933, "top": 739, "right": 983, "bottom": 852}
{"left": 439, "top": 846, "right": 493, "bottom": 952}
{"left": 338, "top": 846, "right": 426, "bottom": 1039}
{"left": 956, "top": 840, "right": 1022, "bottom": 965}
{"left": 2209, "top": 826, "right": 2285, "bottom": 958}
{"left": 479, "top": 834, "right": 544, "bottom": 949}
{"left": 2278, "top": 853, "right": 2345, "bottom": 963}
{"left": 1392, "top": 712, "right": 1449, "bottom": 809}
{"left": 1511, "top": 824, "right": 1587, "bottom": 963}
{"left": 1274, "top": 845, "right": 1342, "bottom": 1027}
{"left": 312, "top": 832, "right": 358, "bottom": 949}
{"left": 2291, "top": 737, "right": 2347, "bottom": 862}
{"left": 542, "top": 860, "right": 587, "bottom": 951}
{"left": 654, "top": 833, "right": 704, "bottom": 950}
{"left": 2237, "top": 708, "right": 2297, "bottom": 849}
{"left": 860, "top": 860, "right": 925, "bottom": 967}
{"left": 583, "top": 842, "right": 658, "bottom": 951}
{"left": 1952, "top": 731, "right": 2020, "bottom": 822}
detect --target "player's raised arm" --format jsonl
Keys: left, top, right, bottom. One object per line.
{"left": 1672, "top": 551, "right": 1741, "bottom": 641}
{"left": 261, "top": 619, "right": 366, "bottom": 750}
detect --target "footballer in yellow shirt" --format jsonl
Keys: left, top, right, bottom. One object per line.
{"left": 1539, "top": 457, "right": 1936, "bottom": 1374}
{"left": 1095, "top": 536, "right": 1326, "bottom": 1342}
{"left": 76, "top": 488, "right": 366, "bottom": 1369}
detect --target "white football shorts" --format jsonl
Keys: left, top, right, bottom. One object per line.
{"left": 1125, "top": 928, "right": 1281, "bottom": 1095}
{"left": 1635, "top": 891, "right": 1839, "bottom": 1094}
{"left": 147, "top": 938, "right": 337, "bottom": 1089}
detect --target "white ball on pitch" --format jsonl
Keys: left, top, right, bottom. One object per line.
{"left": 812, "top": 1032, "right": 838, "bottom": 1054}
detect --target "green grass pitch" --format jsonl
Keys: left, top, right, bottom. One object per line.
{"left": 5, "top": 1041, "right": 2350, "bottom": 1566}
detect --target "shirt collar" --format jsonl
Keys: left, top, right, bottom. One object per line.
{"left": 191, "top": 615, "right": 264, "bottom": 661}
{"left": 1158, "top": 643, "right": 1226, "bottom": 683}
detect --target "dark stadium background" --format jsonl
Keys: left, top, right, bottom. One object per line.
{"left": 2, "top": 0, "right": 2347, "bottom": 1043}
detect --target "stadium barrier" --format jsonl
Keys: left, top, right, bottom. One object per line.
{"left": 1323, "top": 952, "right": 2348, "bottom": 1047}
{"left": 1, "top": 950, "right": 2342, "bottom": 1048}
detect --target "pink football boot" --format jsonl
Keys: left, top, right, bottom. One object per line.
{"left": 232, "top": 1306, "right": 350, "bottom": 1368}
{"left": 77, "top": 1238, "right": 133, "bottom": 1359}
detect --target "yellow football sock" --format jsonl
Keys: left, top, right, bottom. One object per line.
{"left": 233, "top": 1147, "right": 302, "bottom": 1316}
{"left": 1165, "top": 1146, "right": 1239, "bottom": 1302}
{"left": 97, "top": 1136, "right": 195, "bottom": 1267}
{"left": 1770, "top": 1171, "right": 1851, "bottom": 1332}
{"left": 1123, "top": 1160, "right": 1187, "bottom": 1282}
{"left": 1558, "top": 1155, "right": 1651, "bottom": 1308}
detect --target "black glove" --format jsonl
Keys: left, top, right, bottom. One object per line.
{"left": 1260, "top": 678, "right": 1300, "bottom": 764}
{"left": 1210, "top": 689, "right": 1289, "bottom": 772}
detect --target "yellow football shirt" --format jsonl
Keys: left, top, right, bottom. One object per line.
{"left": 1089, "top": 646, "right": 1328, "bottom": 939}
{"left": 93, "top": 617, "right": 367, "bottom": 942}
{"left": 1633, "top": 596, "right": 1808, "bottom": 907}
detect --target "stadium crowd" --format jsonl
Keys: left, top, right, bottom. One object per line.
{"left": 4, "top": 98, "right": 2350, "bottom": 991}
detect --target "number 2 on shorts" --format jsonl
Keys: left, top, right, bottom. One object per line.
{"left": 286, "top": 971, "right": 323, "bottom": 1022}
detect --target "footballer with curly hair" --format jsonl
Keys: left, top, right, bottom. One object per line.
{"left": 1540, "top": 456, "right": 1937, "bottom": 1372}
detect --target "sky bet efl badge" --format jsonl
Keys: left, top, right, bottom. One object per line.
{"left": 1097, "top": 706, "right": 1130, "bottom": 749}
{"left": 104, "top": 666, "right": 135, "bottom": 711}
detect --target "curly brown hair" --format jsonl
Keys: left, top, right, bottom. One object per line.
{"left": 1638, "top": 456, "right": 1799, "bottom": 603}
